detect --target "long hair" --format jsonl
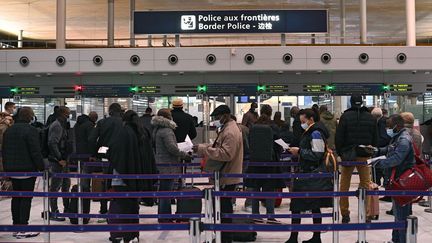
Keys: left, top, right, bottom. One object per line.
{"left": 123, "top": 110, "right": 146, "bottom": 144}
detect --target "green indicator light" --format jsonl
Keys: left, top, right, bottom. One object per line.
{"left": 197, "top": 85, "right": 207, "bottom": 93}
{"left": 129, "top": 86, "right": 139, "bottom": 93}
{"left": 382, "top": 85, "right": 390, "bottom": 91}
{"left": 325, "top": 85, "right": 335, "bottom": 91}
{"left": 10, "top": 87, "right": 18, "bottom": 93}
{"left": 257, "top": 85, "right": 266, "bottom": 92}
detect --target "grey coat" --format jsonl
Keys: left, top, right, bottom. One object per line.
{"left": 151, "top": 116, "right": 187, "bottom": 174}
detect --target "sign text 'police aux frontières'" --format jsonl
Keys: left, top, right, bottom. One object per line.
{"left": 134, "top": 10, "right": 328, "bottom": 34}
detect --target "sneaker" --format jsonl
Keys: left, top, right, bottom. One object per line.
{"left": 342, "top": 215, "right": 350, "bottom": 224}
{"left": 379, "top": 196, "right": 392, "bottom": 202}
{"left": 267, "top": 218, "right": 282, "bottom": 224}
{"left": 386, "top": 209, "right": 394, "bottom": 215}
{"left": 12, "top": 232, "right": 18, "bottom": 237}
{"left": 97, "top": 218, "right": 107, "bottom": 223}
{"left": 50, "top": 215, "right": 66, "bottom": 222}
{"left": 15, "top": 232, "right": 40, "bottom": 239}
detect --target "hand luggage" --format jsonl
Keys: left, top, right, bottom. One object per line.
{"left": 231, "top": 218, "right": 257, "bottom": 242}
{"left": 68, "top": 184, "right": 91, "bottom": 224}
{"left": 176, "top": 162, "right": 202, "bottom": 221}
{"left": 274, "top": 188, "right": 282, "bottom": 208}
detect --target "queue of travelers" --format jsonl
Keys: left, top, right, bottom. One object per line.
{"left": 0, "top": 97, "right": 430, "bottom": 243}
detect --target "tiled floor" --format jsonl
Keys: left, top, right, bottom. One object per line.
{"left": 0, "top": 177, "right": 431, "bottom": 243}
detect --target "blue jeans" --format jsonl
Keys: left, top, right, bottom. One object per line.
{"left": 158, "top": 179, "right": 174, "bottom": 215}
{"left": 392, "top": 200, "right": 412, "bottom": 243}
{"left": 251, "top": 187, "right": 275, "bottom": 217}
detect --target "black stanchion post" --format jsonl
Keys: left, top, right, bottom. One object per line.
{"left": 214, "top": 171, "right": 221, "bottom": 243}
{"left": 406, "top": 216, "right": 418, "bottom": 243}
{"left": 333, "top": 170, "right": 340, "bottom": 243}
{"left": 357, "top": 188, "right": 367, "bottom": 243}
{"left": 189, "top": 217, "right": 201, "bottom": 243}
{"left": 77, "top": 160, "right": 83, "bottom": 225}
{"left": 43, "top": 169, "right": 51, "bottom": 243}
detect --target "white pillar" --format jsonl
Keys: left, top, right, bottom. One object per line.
{"left": 406, "top": 0, "right": 416, "bottom": 46}
{"left": 18, "top": 30, "right": 23, "bottom": 48}
{"left": 340, "top": 0, "right": 346, "bottom": 44}
{"left": 129, "top": 0, "right": 135, "bottom": 47}
{"left": 108, "top": 0, "right": 115, "bottom": 47}
{"left": 360, "top": 0, "right": 367, "bottom": 44}
{"left": 56, "top": 0, "right": 66, "bottom": 49}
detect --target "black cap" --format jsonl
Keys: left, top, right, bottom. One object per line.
{"left": 210, "top": 105, "right": 231, "bottom": 117}
{"left": 350, "top": 95, "right": 363, "bottom": 107}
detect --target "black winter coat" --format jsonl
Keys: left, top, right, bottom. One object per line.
{"left": 171, "top": 108, "right": 197, "bottom": 143}
{"left": 290, "top": 124, "right": 333, "bottom": 211}
{"left": 377, "top": 117, "right": 391, "bottom": 147}
{"left": 88, "top": 114, "right": 123, "bottom": 157}
{"left": 2, "top": 121, "right": 45, "bottom": 172}
{"left": 244, "top": 123, "right": 285, "bottom": 189}
{"left": 74, "top": 115, "right": 95, "bottom": 155}
{"left": 110, "top": 124, "right": 157, "bottom": 191}
{"left": 140, "top": 114, "right": 153, "bottom": 134}
{"left": 335, "top": 106, "right": 378, "bottom": 155}
{"left": 291, "top": 115, "right": 304, "bottom": 147}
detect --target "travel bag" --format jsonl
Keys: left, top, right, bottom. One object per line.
{"left": 68, "top": 184, "right": 91, "bottom": 224}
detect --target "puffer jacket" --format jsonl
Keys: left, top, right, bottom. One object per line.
{"left": 335, "top": 106, "right": 378, "bottom": 155}
{"left": 320, "top": 111, "right": 337, "bottom": 150}
{"left": 152, "top": 116, "right": 188, "bottom": 174}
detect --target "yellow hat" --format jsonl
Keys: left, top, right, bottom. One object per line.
{"left": 172, "top": 99, "right": 184, "bottom": 108}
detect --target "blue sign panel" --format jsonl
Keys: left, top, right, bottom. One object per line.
{"left": 134, "top": 10, "right": 328, "bottom": 34}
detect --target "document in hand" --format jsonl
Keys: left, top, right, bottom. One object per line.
{"left": 98, "top": 146, "right": 109, "bottom": 154}
{"left": 367, "top": 156, "right": 387, "bottom": 165}
{"left": 177, "top": 135, "right": 194, "bottom": 153}
{"left": 274, "top": 139, "right": 290, "bottom": 150}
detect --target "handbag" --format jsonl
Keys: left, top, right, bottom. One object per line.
{"left": 388, "top": 142, "right": 432, "bottom": 206}
{"left": 293, "top": 137, "right": 337, "bottom": 192}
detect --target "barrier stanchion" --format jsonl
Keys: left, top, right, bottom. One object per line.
{"left": 77, "top": 160, "right": 83, "bottom": 226}
{"left": 204, "top": 188, "right": 214, "bottom": 243}
{"left": 189, "top": 217, "right": 201, "bottom": 243}
{"left": 332, "top": 169, "right": 340, "bottom": 243}
{"left": 42, "top": 169, "right": 51, "bottom": 243}
{"left": 425, "top": 190, "right": 432, "bottom": 213}
{"left": 214, "top": 171, "right": 221, "bottom": 243}
{"left": 406, "top": 216, "right": 418, "bottom": 243}
{"left": 357, "top": 188, "right": 367, "bottom": 243}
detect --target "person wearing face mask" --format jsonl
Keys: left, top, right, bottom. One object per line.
{"left": 47, "top": 106, "right": 71, "bottom": 221}
{"left": 151, "top": 108, "right": 192, "bottom": 223}
{"left": 4, "top": 102, "right": 16, "bottom": 116}
{"left": 285, "top": 108, "right": 332, "bottom": 243}
{"left": 194, "top": 105, "right": 243, "bottom": 243}
{"left": 373, "top": 115, "right": 415, "bottom": 243}
{"left": 242, "top": 102, "right": 258, "bottom": 129}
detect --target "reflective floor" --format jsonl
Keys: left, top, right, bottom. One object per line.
{"left": 0, "top": 177, "right": 431, "bottom": 243}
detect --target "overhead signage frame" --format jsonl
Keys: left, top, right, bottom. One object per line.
{"left": 134, "top": 10, "right": 328, "bottom": 34}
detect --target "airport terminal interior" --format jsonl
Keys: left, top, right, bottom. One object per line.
{"left": 1, "top": 0, "right": 432, "bottom": 242}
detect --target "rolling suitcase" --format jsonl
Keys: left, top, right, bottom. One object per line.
{"left": 367, "top": 165, "right": 380, "bottom": 221}
{"left": 175, "top": 162, "right": 202, "bottom": 221}
{"left": 68, "top": 185, "right": 91, "bottom": 224}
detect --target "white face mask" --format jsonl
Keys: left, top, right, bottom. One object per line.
{"left": 301, "top": 123, "right": 309, "bottom": 130}
{"left": 213, "top": 120, "right": 222, "bottom": 128}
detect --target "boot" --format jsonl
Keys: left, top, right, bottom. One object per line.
{"left": 285, "top": 233, "right": 298, "bottom": 243}
{"left": 302, "top": 233, "right": 322, "bottom": 243}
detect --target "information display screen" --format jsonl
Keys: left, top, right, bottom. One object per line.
{"left": 134, "top": 10, "right": 328, "bottom": 34}
{"left": 82, "top": 85, "right": 130, "bottom": 97}
{"left": 207, "top": 84, "right": 257, "bottom": 95}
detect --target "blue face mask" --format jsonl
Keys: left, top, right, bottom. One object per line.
{"left": 301, "top": 123, "right": 309, "bottom": 130}
{"left": 386, "top": 128, "right": 396, "bottom": 138}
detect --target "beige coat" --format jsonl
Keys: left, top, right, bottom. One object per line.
{"left": 198, "top": 120, "right": 243, "bottom": 186}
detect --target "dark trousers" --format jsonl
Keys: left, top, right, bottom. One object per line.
{"left": 11, "top": 178, "right": 36, "bottom": 225}
{"left": 220, "top": 184, "right": 236, "bottom": 243}
{"left": 81, "top": 166, "right": 108, "bottom": 214}
{"left": 158, "top": 179, "right": 175, "bottom": 215}
{"left": 49, "top": 162, "right": 71, "bottom": 212}
{"left": 108, "top": 186, "right": 139, "bottom": 241}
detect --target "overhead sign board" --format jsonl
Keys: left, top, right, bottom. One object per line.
{"left": 134, "top": 10, "right": 328, "bottom": 34}
{"left": 82, "top": 85, "right": 130, "bottom": 97}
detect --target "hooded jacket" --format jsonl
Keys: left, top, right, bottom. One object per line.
{"left": 152, "top": 116, "right": 188, "bottom": 174}
{"left": 320, "top": 111, "right": 337, "bottom": 150}
{"left": 335, "top": 106, "right": 378, "bottom": 155}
